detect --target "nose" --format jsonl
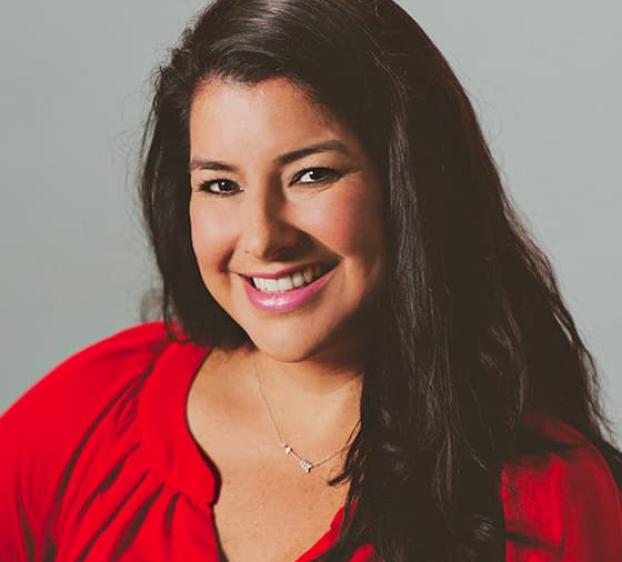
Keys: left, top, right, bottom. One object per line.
{"left": 238, "top": 182, "right": 302, "bottom": 261}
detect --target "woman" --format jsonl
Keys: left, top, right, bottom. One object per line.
{"left": 1, "top": 0, "right": 620, "bottom": 560}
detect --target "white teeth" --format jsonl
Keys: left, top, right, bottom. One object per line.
{"left": 277, "top": 277, "right": 294, "bottom": 292}
{"left": 292, "top": 271, "right": 306, "bottom": 288}
{"left": 251, "top": 264, "right": 331, "bottom": 293}
{"left": 302, "top": 267, "right": 315, "bottom": 283}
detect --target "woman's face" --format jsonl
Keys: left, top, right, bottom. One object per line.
{"left": 188, "top": 76, "right": 385, "bottom": 363}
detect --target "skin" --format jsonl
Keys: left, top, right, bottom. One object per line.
{"left": 188, "top": 75, "right": 386, "bottom": 369}
{"left": 186, "top": 76, "right": 386, "bottom": 561}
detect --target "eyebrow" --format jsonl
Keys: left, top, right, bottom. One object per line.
{"left": 189, "top": 139, "right": 352, "bottom": 172}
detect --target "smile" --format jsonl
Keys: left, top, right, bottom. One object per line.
{"left": 249, "top": 263, "right": 336, "bottom": 293}
{"left": 242, "top": 262, "right": 339, "bottom": 313}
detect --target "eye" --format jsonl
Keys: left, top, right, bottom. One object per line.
{"left": 197, "top": 178, "right": 239, "bottom": 197}
{"left": 294, "top": 167, "right": 342, "bottom": 185}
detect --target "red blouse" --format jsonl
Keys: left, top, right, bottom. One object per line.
{"left": 1, "top": 323, "right": 620, "bottom": 561}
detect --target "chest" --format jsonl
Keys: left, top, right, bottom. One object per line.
{"left": 186, "top": 348, "right": 353, "bottom": 561}
{"left": 187, "top": 393, "right": 349, "bottom": 561}
{"left": 212, "top": 464, "right": 348, "bottom": 562}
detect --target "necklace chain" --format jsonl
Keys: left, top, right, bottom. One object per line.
{"left": 252, "top": 353, "right": 360, "bottom": 474}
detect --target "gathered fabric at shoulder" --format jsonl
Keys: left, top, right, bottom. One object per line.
{"left": 0, "top": 322, "right": 174, "bottom": 562}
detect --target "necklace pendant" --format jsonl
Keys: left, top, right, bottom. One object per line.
{"left": 283, "top": 445, "right": 293, "bottom": 455}
{"left": 298, "top": 459, "right": 313, "bottom": 473}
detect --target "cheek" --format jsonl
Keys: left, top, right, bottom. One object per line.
{"left": 189, "top": 202, "right": 234, "bottom": 272}
{"left": 318, "top": 184, "right": 384, "bottom": 259}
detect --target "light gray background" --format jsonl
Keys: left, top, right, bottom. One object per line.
{"left": 1, "top": 1, "right": 620, "bottom": 437}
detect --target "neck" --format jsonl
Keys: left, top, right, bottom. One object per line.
{"left": 254, "top": 351, "right": 364, "bottom": 397}
{"left": 245, "top": 341, "right": 366, "bottom": 450}
{"left": 248, "top": 315, "right": 373, "bottom": 399}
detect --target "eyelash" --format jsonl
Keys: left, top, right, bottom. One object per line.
{"left": 196, "top": 167, "right": 343, "bottom": 197}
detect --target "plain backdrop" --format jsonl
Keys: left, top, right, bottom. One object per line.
{"left": 1, "top": 1, "right": 620, "bottom": 437}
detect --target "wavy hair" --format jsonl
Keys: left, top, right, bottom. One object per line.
{"left": 139, "top": 0, "right": 622, "bottom": 560}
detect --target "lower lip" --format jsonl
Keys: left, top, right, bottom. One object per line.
{"left": 242, "top": 265, "right": 338, "bottom": 313}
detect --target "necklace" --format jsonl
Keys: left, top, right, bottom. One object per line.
{"left": 252, "top": 354, "right": 360, "bottom": 474}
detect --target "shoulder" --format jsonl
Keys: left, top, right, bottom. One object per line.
{"left": 1, "top": 321, "right": 171, "bottom": 425}
{"left": 0, "top": 322, "right": 176, "bottom": 493}
{"left": 0, "top": 322, "right": 180, "bottom": 559}
{"left": 502, "top": 412, "right": 622, "bottom": 561}
{"left": 42, "top": 320, "right": 172, "bottom": 380}
{"left": 0, "top": 321, "right": 175, "bottom": 461}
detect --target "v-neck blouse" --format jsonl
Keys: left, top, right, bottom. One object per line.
{"left": 1, "top": 322, "right": 621, "bottom": 561}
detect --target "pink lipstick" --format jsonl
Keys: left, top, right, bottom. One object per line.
{"left": 242, "top": 263, "right": 338, "bottom": 313}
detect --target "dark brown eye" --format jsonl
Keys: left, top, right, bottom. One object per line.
{"left": 295, "top": 168, "right": 341, "bottom": 184}
{"left": 199, "top": 179, "right": 239, "bottom": 196}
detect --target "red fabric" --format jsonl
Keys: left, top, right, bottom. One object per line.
{"left": 1, "top": 323, "right": 620, "bottom": 561}
{"left": 502, "top": 412, "right": 622, "bottom": 561}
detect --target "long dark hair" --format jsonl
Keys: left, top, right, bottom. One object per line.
{"left": 139, "top": 0, "right": 622, "bottom": 560}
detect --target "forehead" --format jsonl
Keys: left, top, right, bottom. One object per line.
{"left": 188, "top": 76, "right": 361, "bottom": 160}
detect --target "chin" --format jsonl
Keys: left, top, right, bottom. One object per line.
{"left": 250, "top": 316, "right": 362, "bottom": 365}
{"left": 248, "top": 331, "right": 324, "bottom": 363}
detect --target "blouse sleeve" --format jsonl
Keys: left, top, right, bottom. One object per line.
{"left": 0, "top": 322, "right": 169, "bottom": 562}
{"left": 502, "top": 416, "right": 622, "bottom": 562}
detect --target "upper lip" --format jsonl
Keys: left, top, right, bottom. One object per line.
{"left": 241, "top": 261, "right": 337, "bottom": 280}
